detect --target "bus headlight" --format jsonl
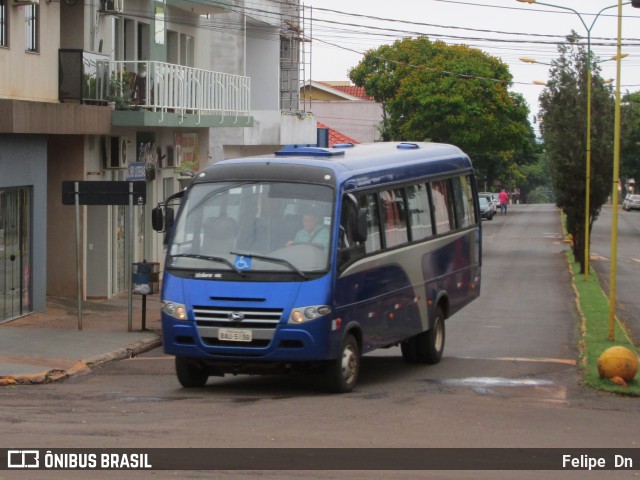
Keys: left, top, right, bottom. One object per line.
{"left": 162, "top": 300, "right": 188, "bottom": 320}
{"left": 288, "top": 305, "right": 331, "bottom": 324}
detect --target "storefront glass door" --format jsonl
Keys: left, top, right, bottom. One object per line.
{"left": 0, "top": 187, "right": 32, "bottom": 322}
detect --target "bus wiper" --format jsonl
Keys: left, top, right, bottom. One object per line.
{"left": 230, "top": 251, "right": 308, "bottom": 279}
{"left": 171, "top": 254, "right": 245, "bottom": 277}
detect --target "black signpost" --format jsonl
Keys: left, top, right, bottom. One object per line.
{"left": 62, "top": 181, "right": 146, "bottom": 206}
{"left": 62, "top": 181, "right": 146, "bottom": 331}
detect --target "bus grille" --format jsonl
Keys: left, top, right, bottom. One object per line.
{"left": 193, "top": 306, "right": 283, "bottom": 348}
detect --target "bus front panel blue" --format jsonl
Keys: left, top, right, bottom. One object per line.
{"left": 161, "top": 272, "right": 341, "bottom": 362}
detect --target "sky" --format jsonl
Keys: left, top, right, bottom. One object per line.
{"left": 300, "top": 0, "right": 640, "bottom": 124}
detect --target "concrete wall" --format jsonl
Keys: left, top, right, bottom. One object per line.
{"left": 247, "top": 24, "right": 280, "bottom": 110}
{"left": 46, "top": 135, "right": 85, "bottom": 298}
{"left": 0, "top": 134, "right": 48, "bottom": 312}
{"left": 308, "top": 101, "right": 383, "bottom": 144}
{"left": 0, "top": 2, "right": 61, "bottom": 102}
{"left": 209, "top": 110, "right": 317, "bottom": 163}
{"left": 204, "top": 11, "right": 245, "bottom": 76}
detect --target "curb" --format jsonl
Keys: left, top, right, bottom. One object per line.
{"left": 0, "top": 335, "right": 162, "bottom": 386}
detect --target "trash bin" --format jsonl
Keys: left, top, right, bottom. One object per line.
{"left": 132, "top": 261, "right": 159, "bottom": 295}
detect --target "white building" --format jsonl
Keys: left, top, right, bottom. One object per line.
{"left": 300, "top": 81, "right": 383, "bottom": 144}
{"left": 0, "top": 0, "right": 315, "bottom": 322}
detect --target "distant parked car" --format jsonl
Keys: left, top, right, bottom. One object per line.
{"left": 623, "top": 194, "right": 640, "bottom": 211}
{"left": 478, "top": 192, "right": 497, "bottom": 214}
{"left": 478, "top": 196, "right": 494, "bottom": 220}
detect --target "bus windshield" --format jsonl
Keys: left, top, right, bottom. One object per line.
{"left": 167, "top": 181, "right": 334, "bottom": 274}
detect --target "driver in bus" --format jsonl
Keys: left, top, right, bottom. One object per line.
{"left": 286, "top": 209, "right": 330, "bottom": 249}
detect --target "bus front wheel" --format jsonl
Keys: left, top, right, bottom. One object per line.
{"left": 324, "top": 334, "right": 360, "bottom": 393}
{"left": 175, "top": 356, "right": 209, "bottom": 388}
{"left": 401, "top": 307, "right": 445, "bottom": 365}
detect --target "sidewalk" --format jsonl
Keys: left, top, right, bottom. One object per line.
{"left": 0, "top": 294, "right": 162, "bottom": 385}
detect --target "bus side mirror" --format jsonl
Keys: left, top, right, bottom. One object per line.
{"left": 152, "top": 206, "right": 175, "bottom": 232}
{"left": 165, "top": 208, "right": 175, "bottom": 230}
{"left": 152, "top": 206, "right": 164, "bottom": 232}
{"left": 355, "top": 209, "right": 368, "bottom": 243}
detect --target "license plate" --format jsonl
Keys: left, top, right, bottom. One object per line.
{"left": 218, "top": 328, "right": 252, "bottom": 342}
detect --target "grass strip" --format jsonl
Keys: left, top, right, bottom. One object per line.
{"left": 567, "top": 251, "right": 640, "bottom": 395}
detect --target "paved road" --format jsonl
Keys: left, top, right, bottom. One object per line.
{"left": 2, "top": 204, "right": 639, "bottom": 480}
{"left": 590, "top": 205, "right": 640, "bottom": 344}
{"left": 447, "top": 203, "right": 577, "bottom": 362}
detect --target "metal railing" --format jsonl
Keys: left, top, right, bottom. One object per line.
{"left": 96, "top": 60, "right": 251, "bottom": 122}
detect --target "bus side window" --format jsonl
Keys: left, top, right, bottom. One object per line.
{"left": 451, "top": 175, "right": 475, "bottom": 228}
{"left": 380, "top": 188, "right": 408, "bottom": 248}
{"left": 406, "top": 183, "right": 433, "bottom": 241}
{"left": 430, "top": 180, "right": 453, "bottom": 234}
{"left": 337, "top": 194, "right": 366, "bottom": 270}
{"left": 357, "top": 193, "right": 382, "bottom": 253}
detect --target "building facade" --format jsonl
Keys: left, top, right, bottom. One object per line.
{"left": 300, "top": 81, "right": 383, "bottom": 144}
{"left": 0, "top": 0, "right": 315, "bottom": 322}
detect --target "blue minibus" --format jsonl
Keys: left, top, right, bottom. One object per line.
{"left": 152, "top": 142, "right": 482, "bottom": 392}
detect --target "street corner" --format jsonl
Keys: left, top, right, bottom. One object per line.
{"left": 83, "top": 335, "right": 163, "bottom": 369}
{"left": 0, "top": 335, "right": 162, "bottom": 386}
{"left": 0, "top": 362, "right": 91, "bottom": 386}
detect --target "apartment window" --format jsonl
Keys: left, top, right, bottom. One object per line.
{"left": 0, "top": 0, "right": 7, "bottom": 48}
{"left": 24, "top": 3, "right": 38, "bottom": 52}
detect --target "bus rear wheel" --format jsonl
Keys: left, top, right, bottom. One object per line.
{"left": 324, "top": 334, "right": 360, "bottom": 393}
{"left": 401, "top": 307, "right": 445, "bottom": 364}
{"left": 175, "top": 356, "right": 209, "bottom": 388}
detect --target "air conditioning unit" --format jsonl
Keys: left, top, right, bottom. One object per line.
{"left": 99, "top": 0, "right": 123, "bottom": 14}
{"left": 12, "top": 0, "right": 39, "bottom": 5}
{"left": 101, "top": 136, "right": 128, "bottom": 169}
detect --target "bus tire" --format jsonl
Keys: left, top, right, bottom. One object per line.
{"left": 175, "top": 356, "right": 209, "bottom": 388}
{"left": 417, "top": 307, "right": 445, "bottom": 364}
{"left": 324, "top": 334, "right": 360, "bottom": 393}
{"left": 401, "top": 338, "right": 419, "bottom": 363}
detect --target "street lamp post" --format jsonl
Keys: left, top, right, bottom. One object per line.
{"left": 517, "top": 0, "right": 624, "bottom": 280}
{"left": 608, "top": 0, "right": 624, "bottom": 341}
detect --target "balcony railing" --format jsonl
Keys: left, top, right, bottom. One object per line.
{"left": 94, "top": 60, "right": 251, "bottom": 122}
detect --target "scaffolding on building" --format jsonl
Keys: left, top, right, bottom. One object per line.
{"left": 279, "top": 1, "right": 311, "bottom": 113}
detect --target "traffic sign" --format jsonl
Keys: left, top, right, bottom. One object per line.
{"left": 62, "top": 181, "right": 146, "bottom": 206}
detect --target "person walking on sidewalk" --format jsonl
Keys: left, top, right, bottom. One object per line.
{"left": 498, "top": 189, "right": 509, "bottom": 216}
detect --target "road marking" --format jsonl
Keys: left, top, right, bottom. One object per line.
{"left": 586, "top": 253, "right": 640, "bottom": 264}
{"left": 441, "top": 377, "right": 554, "bottom": 387}
{"left": 126, "top": 356, "right": 172, "bottom": 361}
{"left": 492, "top": 356, "right": 577, "bottom": 365}
{"left": 454, "top": 355, "right": 577, "bottom": 365}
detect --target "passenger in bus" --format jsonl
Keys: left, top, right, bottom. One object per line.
{"left": 286, "top": 210, "right": 329, "bottom": 248}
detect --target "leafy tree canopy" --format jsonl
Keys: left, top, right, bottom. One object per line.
{"left": 349, "top": 36, "right": 535, "bottom": 188}
{"left": 538, "top": 33, "right": 614, "bottom": 273}
{"left": 620, "top": 91, "right": 640, "bottom": 191}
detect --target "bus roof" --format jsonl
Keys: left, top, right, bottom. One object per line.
{"left": 196, "top": 142, "right": 473, "bottom": 190}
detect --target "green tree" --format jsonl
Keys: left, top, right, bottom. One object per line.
{"left": 516, "top": 144, "right": 551, "bottom": 203}
{"left": 349, "top": 36, "right": 535, "bottom": 188}
{"left": 538, "top": 33, "right": 614, "bottom": 273}
{"left": 620, "top": 92, "right": 640, "bottom": 194}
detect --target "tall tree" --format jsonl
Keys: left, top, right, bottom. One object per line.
{"left": 538, "top": 33, "right": 614, "bottom": 273}
{"left": 349, "top": 36, "right": 535, "bottom": 188}
{"left": 620, "top": 92, "right": 640, "bottom": 193}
